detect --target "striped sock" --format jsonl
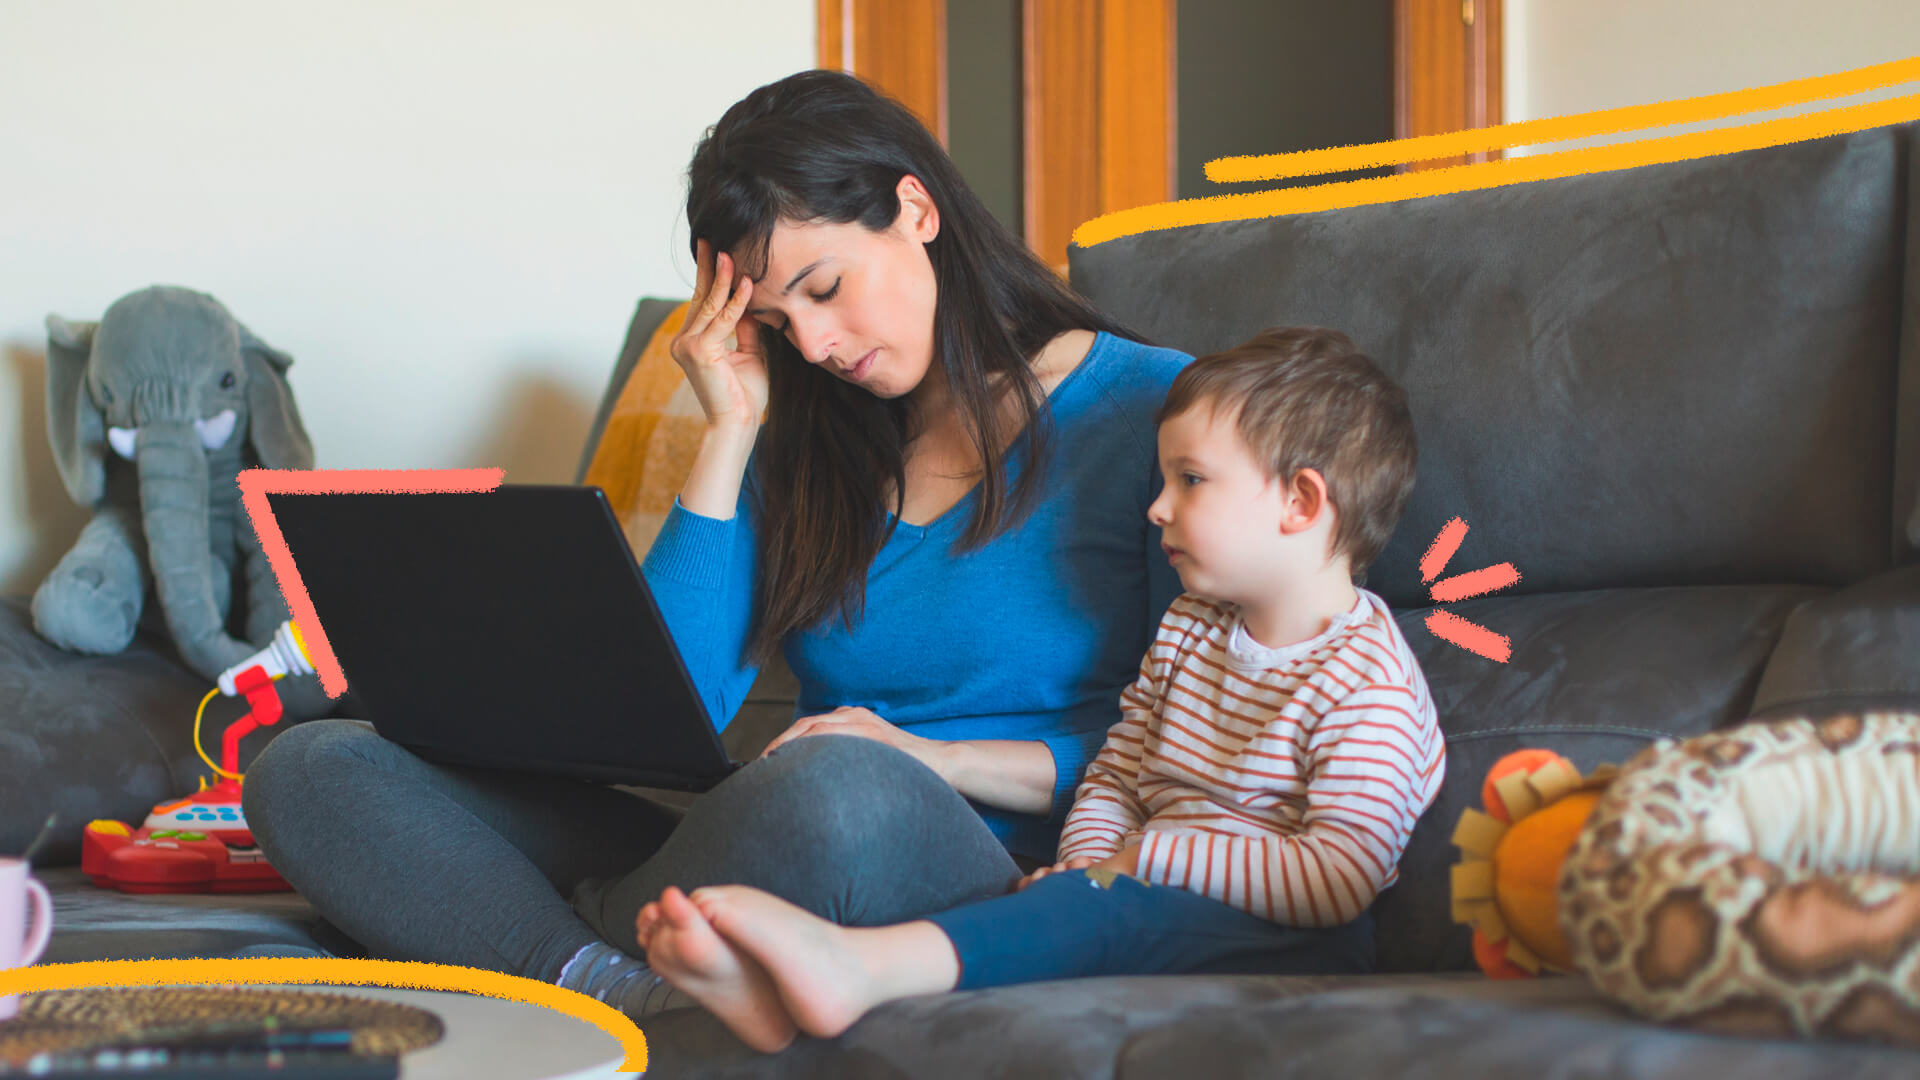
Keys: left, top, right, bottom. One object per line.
{"left": 555, "top": 941, "right": 694, "bottom": 1017}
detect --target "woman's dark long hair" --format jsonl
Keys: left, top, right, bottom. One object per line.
{"left": 686, "top": 70, "right": 1141, "bottom": 663}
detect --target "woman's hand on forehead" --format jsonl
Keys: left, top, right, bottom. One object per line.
{"left": 670, "top": 239, "right": 770, "bottom": 428}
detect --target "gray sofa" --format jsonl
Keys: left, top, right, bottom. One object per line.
{"left": 636, "top": 121, "right": 1920, "bottom": 1074}
{"left": 8, "top": 121, "right": 1918, "bottom": 1077}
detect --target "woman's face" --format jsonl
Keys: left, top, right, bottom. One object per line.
{"left": 735, "top": 175, "right": 941, "bottom": 400}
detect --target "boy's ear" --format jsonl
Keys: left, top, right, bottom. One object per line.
{"left": 1278, "top": 468, "right": 1331, "bottom": 535}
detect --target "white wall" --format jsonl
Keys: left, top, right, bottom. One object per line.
{"left": 0, "top": 0, "right": 811, "bottom": 595}
{"left": 1506, "top": 0, "right": 1920, "bottom": 124}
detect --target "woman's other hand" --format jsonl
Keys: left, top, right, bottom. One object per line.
{"left": 759, "top": 709, "right": 1057, "bottom": 816}
{"left": 759, "top": 705, "right": 940, "bottom": 767}
{"left": 672, "top": 239, "right": 770, "bottom": 430}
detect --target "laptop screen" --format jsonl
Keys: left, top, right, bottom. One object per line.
{"left": 263, "top": 485, "right": 736, "bottom": 790}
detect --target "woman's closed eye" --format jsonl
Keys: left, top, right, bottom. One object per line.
{"left": 757, "top": 277, "right": 842, "bottom": 335}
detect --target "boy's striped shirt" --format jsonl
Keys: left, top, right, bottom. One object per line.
{"left": 1057, "top": 589, "right": 1444, "bottom": 926}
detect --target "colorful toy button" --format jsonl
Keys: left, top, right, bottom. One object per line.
{"left": 176, "top": 832, "right": 208, "bottom": 842}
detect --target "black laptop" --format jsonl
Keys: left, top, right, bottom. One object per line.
{"left": 264, "top": 485, "right": 744, "bottom": 791}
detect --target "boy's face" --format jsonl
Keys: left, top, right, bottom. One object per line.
{"left": 1147, "top": 402, "right": 1319, "bottom": 605}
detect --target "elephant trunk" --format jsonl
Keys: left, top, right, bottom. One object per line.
{"left": 135, "top": 418, "right": 252, "bottom": 680}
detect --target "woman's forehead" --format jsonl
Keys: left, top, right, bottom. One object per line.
{"left": 743, "top": 220, "right": 862, "bottom": 283}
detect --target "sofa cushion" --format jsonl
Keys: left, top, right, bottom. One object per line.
{"left": 1751, "top": 564, "right": 1920, "bottom": 717}
{"left": 1373, "top": 583, "right": 1822, "bottom": 973}
{"left": 638, "top": 972, "right": 1503, "bottom": 1079}
{"left": 1070, "top": 123, "right": 1917, "bottom": 606}
{"left": 1115, "top": 978, "right": 1920, "bottom": 1080}
{"left": 640, "top": 971, "right": 1920, "bottom": 1079}
{"left": 39, "top": 866, "right": 321, "bottom": 964}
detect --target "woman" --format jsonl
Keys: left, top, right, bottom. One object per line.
{"left": 244, "top": 69, "right": 1190, "bottom": 1016}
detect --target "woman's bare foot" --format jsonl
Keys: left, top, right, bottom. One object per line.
{"left": 641, "top": 886, "right": 798, "bottom": 1053}
{"left": 692, "top": 885, "right": 958, "bottom": 1039}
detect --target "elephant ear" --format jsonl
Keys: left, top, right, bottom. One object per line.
{"left": 45, "top": 314, "right": 107, "bottom": 506}
{"left": 239, "top": 321, "right": 314, "bottom": 470}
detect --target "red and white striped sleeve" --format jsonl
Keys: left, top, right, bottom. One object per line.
{"left": 1055, "top": 615, "right": 1182, "bottom": 862}
{"left": 1133, "top": 683, "right": 1445, "bottom": 926}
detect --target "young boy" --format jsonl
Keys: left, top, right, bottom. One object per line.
{"left": 634, "top": 327, "right": 1445, "bottom": 1052}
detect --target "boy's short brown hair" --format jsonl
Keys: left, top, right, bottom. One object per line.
{"left": 1156, "top": 327, "right": 1417, "bottom": 577}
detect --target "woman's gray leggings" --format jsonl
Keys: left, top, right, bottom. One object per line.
{"left": 242, "top": 720, "right": 1025, "bottom": 979}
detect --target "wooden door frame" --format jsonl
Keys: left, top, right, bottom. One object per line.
{"left": 818, "top": 0, "right": 949, "bottom": 143}
{"left": 820, "top": 0, "right": 1175, "bottom": 267}
{"left": 1394, "top": 0, "right": 1501, "bottom": 165}
{"left": 1464, "top": 0, "right": 1501, "bottom": 135}
{"left": 1023, "top": 0, "right": 1176, "bottom": 269}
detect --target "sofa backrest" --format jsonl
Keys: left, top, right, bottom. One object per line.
{"left": 1070, "top": 123, "right": 1920, "bottom": 608}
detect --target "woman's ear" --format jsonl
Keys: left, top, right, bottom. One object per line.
{"left": 44, "top": 314, "right": 107, "bottom": 506}
{"left": 895, "top": 174, "right": 940, "bottom": 243}
{"left": 237, "top": 321, "right": 315, "bottom": 470}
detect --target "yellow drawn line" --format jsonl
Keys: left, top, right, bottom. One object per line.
{"left": 1205, "top": 54, "right": 1920, "bottom": 182}
{"left": 1075, "top": 91, "right": 1920, "bottom": 250}
{"left": 0, "top": 958, "right": 647, "bottom": 1073}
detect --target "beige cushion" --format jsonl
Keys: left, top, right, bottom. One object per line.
{"left": 579, "top": 302, "right": 708, "bottom": 554}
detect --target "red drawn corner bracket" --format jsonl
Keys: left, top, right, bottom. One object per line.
{"left": 237, "top": 468, "right": 506, "bottom": 698}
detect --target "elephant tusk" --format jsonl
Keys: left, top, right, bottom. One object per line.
{"left": 105, "top": 411, "right": 235, "bottom": 457}
{"left": 195, "top": 409, "right": 237, "bottom": 451}
{"left": 107, "top": 426, "right": 138, "bottom": 460}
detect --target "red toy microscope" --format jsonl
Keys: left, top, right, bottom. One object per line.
{"left": 82, "top": 621, "right": 315, "bottom": 893}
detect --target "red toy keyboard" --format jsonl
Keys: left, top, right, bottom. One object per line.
{"left": 81, "top": 662, "right": 294, "bottom": 894}
{"left": 82, "top": 787, "right": 289, "bottom": 894}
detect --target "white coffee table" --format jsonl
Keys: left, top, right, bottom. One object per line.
{"left": 270, "top": 986, "right": 629, "bottom": 1080}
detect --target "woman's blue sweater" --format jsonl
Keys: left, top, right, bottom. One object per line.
{"left": 641, "top": 332, "right": 1190, "bottom": 859}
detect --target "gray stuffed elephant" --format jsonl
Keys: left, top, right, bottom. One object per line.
{"left": 32, "top": 286, "right": 315, "bottom": 685}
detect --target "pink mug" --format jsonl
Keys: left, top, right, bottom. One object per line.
{"left": 0, "top": 856, "right": 52, "bottom": 1021}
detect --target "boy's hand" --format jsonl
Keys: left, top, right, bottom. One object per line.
{"left": 1015, "top": 855, "right": 1100, "bottom": 891}
{"left": 1091, "top": 842, "right": 1142, "bottom": 879}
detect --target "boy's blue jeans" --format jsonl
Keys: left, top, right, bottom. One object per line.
{"left": 924, "top": 868, "right": 1374, "bottom": 990}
